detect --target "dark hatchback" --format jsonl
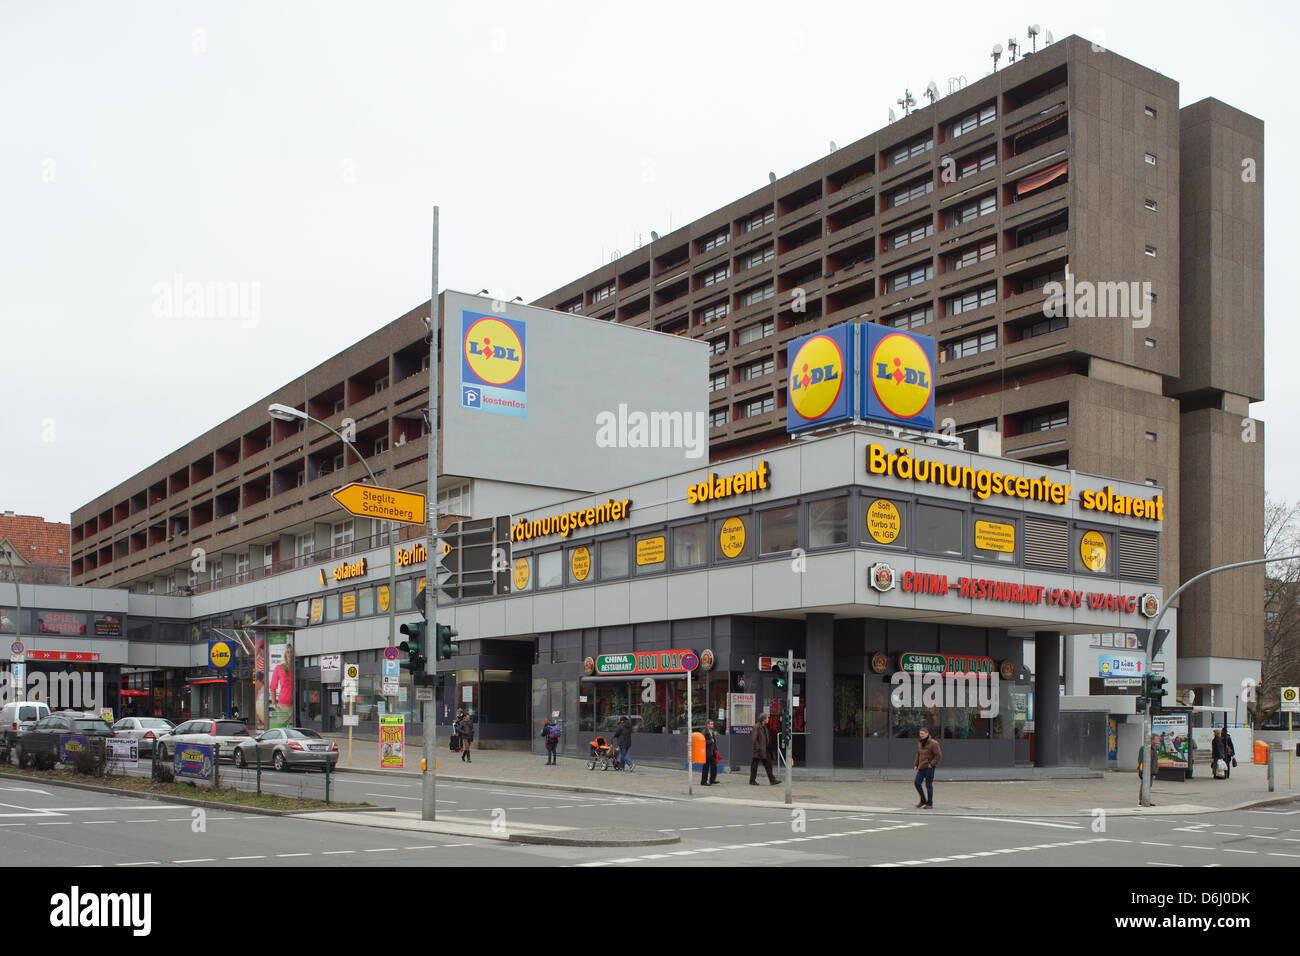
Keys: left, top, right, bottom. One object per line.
{"left": 14, "top": 713, "right": 114, "bottom": 769}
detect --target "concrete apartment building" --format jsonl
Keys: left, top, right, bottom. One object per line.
{"left": 67, "top": 35, "right": 1263, "bottom": 710}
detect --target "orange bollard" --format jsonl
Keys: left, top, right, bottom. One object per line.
{"left": 692, "top": 731, "right": 705, "bottom": 768}
{"left": 1254, "top": 739, "right": 1269, "bottom": 765}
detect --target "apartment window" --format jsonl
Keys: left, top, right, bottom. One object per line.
{"left": 744, "top": 244, "right": 775, "bottom": 269}
{"left": 373, "top": 436, "right": 389, "bottom": 455}
{"left": 946, "top": 283, "right": 997, "bottom": 316}
{"left": 887, "top": 133, "right": 934, "bottom": 166}
{"left": 740, "top": 283, "right": 775, "bottom": 308}
{"left": 592, "top": 281, "right": 616, "bottom": 303}
{"left": 947, "top": 103, "right": 996, "bottom": 139}
{"left": 709, "top": 373, "right": 727, "bottom": 393}
{"left": 1023, "top": 410, "right": 1068, "bottom": 432}
{"left": 211, "top": 560, "right": 223, "bottom": 584}
{"left": 699, "top": 300, "right": 729, "bottom": 324}
{"left": 944, "top": 193, "right": 996, "bottom": 227}
{"left": 743, "top": 208, "right": 775, "bottom": 232}
{"left": 885, "top": 304, "right": 934, "bottom": 329}
{"left": 886, "top": 219, "right": 934, "bottom": 250}
{"left": 235, "top": 552, "right": 250, "bottom": 576}
{"left": 709, "top": 408, "right": 729, "bottom": 428}
{"left": 708, "top": 335, "right": 728, "bottom": 356}
{"left": 701, "top": 264, "right": 730, "bottom": 288}
{"left": 1021, "top": 267, "right": 1066, "bottom": 294}
{"left": 942, "top": 329, "right": 997, "bottom": 361}
{"left": 699, "top": 228, "right": 729, "bottom": 252}
{"left": 1144, "top": 337, "right": 1157, "bottom": 349}
{"left": 295, "top": 532, "right": 314, "bottom": 558}
{"left": 1144, "top": 153, "right": 1157, "bottom": 166}
{"left": 332, "top": 520, "right": 354, "bottom": 548}
{"left": 1015, "top": 214, "right": 1068, "bottom": 247}
{"left": 737, "top": 319, "right": 774, "bottom": 345}
{"left": 885, "top": 261, "right": 934, "bottom": 292}
{"left": 1145, "top": 431, "right": 1157, "bottom": 442}
{"left": 1024, "top": 315, "right": 1067, "bottom": 338}
{"left": 887, "top": 177, "right": 934, "bottom": 210}
{"left": 957, "top": 148, "right": 996, "bottom": 180}
{"left": 1145, "top": 290, "right": 1157, "bottom": 303}
{"left": 1144, "top": 106, "right": 1157, "bottom": 118}
{"left": 1144, "top": 198, "right": 1158, "bottom": 211}
{"left": 374, "top": 376, "right": 389, "bottom": 393}
{"left": 946, "top": 239, "right": 996, "bottom": 272}
{"left": 740, "top": 357, "right": 775, "bottom": 381}
{"left": 740, "top": 396, "right": 776, "bottom": 418}
{"left": 333, "top": 399, "right": 345, "bottom": 415}
{"left": 1144, "top": 245, "right": 1157, "bottom": 257}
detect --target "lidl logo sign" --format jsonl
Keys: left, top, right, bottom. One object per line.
{"left": 862, "top": 325, "right": 936, "bottom": 430}
{"left": 786, "top": 325, "right": 854, "bottom": 431}
{"left": 461, "top": 310, "right": 527, "bottom": 417}
{"left": 208, "top": 640, "right": 232, "bottom": 670}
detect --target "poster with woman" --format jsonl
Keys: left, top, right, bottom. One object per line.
{"left": 253, "top": 636, "right": 267, "bottom": 731}
{"left": 266, "top": 633, "right": 294, "bottom": 729}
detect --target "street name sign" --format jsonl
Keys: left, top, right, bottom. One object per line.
{"left": 331, "top": 482, "right": 427, "bottom": 525}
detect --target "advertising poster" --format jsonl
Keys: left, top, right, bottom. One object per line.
{"left": 1152, "top": 713, "right": 1190, "bottom": 769}
{"left": 379, "top": 714, "right": 405, "bottom": 769}
{"left": 173, "top": 742, "right": 216, "bottom": 784}
{"left": 253, "top": 635, "right": 267, "bottom": 731}
{"left": 58, "top": 734, "right": 91, "bottom": 764}
{"left": 728, "top": 693, "right": 756, "bottom": 733}
{"left": 107, "top": 737, "right": 139, "bottom": 770}
{"left": 1107, "top": 718, "right": 1118, "bottom": 761}
{"left": 461, "top": 310, "right": 527, "bottom": 417}
{"left": 265, "top": 633, "right": 294, "bottom": 729}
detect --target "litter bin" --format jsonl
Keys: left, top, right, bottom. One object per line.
{"left": 1254, "top": 739, "right": 1270, "bottom": 765}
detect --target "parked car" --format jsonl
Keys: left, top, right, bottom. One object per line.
{"left": 233, "top": 727, "right": 339, "bottom": 771}
{"left": 1, "top": 701, "right": 51, "bottom": 762}
{"left": 14, "top": 712, "right": 113, "bottom": 769}
{"left": 156, "top": 718, "right": 252, "bottom": 762}
{"left": 110, "top": 717, "right": 175, "bottom": 755}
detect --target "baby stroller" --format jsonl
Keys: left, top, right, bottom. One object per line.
{"left": 587, "top": 736, "right": 624, "bottom": 771}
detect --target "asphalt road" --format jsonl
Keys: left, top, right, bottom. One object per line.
{"left": 1, "top": 775, "right": 1297, "bottom": 867}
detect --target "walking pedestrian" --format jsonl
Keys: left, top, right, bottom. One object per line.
{"left": 1211, "top": 727, "right": 1228, "bottom": 779}
{"left": 450, "top": 709, "right": 463, "bottom": 753}
{"left": 543, "top": 716, "right": 560, "bottom": 765}
{"left": 1221, "top": 727, "right": 1237, "bottom": 779}
{"left": 749, "top": 717, "right": 778, "bottom": 785}
{"left": 700, "top": 719, "right": 720, "bottom": 786}
{"left": 457, "top": 712, "right": 474, "bottom": 763}
{"left": 914, "top": 727, "right": 941, "bottom": 808}
{"left": 613, "top": 716, "right": 634, "bottom": 771}
{"left": 1138, "top": 733, "right": 1159, "bottom": 803}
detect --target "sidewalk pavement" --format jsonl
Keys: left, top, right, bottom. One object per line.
{"left": 323, "top": 732, "right": 1297, "bottom": 818}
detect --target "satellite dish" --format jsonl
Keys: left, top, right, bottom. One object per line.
{"left": 650, "top": 230, "right": 659, "bottom": 241}
{"left": 1028, "top": 23, "right": 1040, "bottom": 36}
{"left": 829, "top": 140, "right": 838, "bottom": 152}
{"left": 888, "top": 108, "right": 897, "bottom": 124}
{"left": 1046, "top": 30, "right": 1053, "bottom": 44}
{"left": 768, "top": 171, "right": 777, "bottom": 184}
{"left": 992, "top": 43, "right": 1003, "bottom": 54}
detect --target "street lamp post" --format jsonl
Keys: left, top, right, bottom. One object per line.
{"left": 268, "top": 404, "right": 400, "bottom": 715}
{"left": 1, "top": 549, "right": 20, "bottom": 701}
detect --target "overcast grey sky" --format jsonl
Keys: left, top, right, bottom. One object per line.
{"left": 1, "top": 0, "right": 1294, "bottom": 521}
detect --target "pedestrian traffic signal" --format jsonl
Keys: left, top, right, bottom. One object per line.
{"left": 436, "top": 623, "right": 460, "bottom": 661}
{"left": 778, "top": 711, "right": 792, "bottom": 747}
{"left": 1145, "top": 674, "right": 1168, "bottom": 713}
{"left": 399, "top": 622, "right": 426, "bottom": 670}
{"left": 771, "top": 661, "right": 787, "bottom": 692}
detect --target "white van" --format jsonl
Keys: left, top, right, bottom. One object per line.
{"left": 0, "top": 701, "right": 52, "bottom": 761}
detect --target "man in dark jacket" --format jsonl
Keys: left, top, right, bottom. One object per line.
{"left": 1221, "top": 728, "right": 1236, "bottom": 778}
{"left": 749, "top": 718, "right": 777, "bottom": 785}
{"left": 1138, "top": 733, "right": 1159, "bottom": 802}
{"left": 613, "top": 717, "right": 634, "bottom": 771}
{"left": 700, "top": 719, "right": 719, "bottom": 786}
{"left": 914, "top": 727, "right": 941, "bottom": 808}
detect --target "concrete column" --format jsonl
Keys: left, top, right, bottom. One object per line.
{"left": 1034, "top": 630, "right": 1060, "bottom": 767}
{"left": 805, "top": 613, "right": 834, "bottom": 769}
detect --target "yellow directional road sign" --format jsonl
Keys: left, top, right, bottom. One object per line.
{"left": 331, "top": 482, "right": 427, "bottom": 526}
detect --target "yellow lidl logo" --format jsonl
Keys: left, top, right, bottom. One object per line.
{"left": 208, "top": 640, "right": 232, "bottom": 669}
{"left": 870, "top": 332, "right": 933, "bottom": 420}
{"left": 788, "top": 334, "right": 845, "bottom": 421}
{"left": 464, "top": 317, "right": 524, "bottom": 387}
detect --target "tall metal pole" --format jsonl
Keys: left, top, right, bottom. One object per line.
{"left": 1139, "top": 552, "right": 1300, "bottom": 806}
{"left": 422, "top": 206, "right": 440, "bottom": 821}
{"left": 784, "top": 648, "right": 793, "bottom": 806}
{"left": 2, "top": 551, "right": 20, "bottom": 701}
{"left": 686, "top": 668, "right": 693, "bottom": 795}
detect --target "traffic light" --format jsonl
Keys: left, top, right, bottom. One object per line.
{"left": 778, "top": 711, "right": 792, "bottom": 748}
{"left": 399, "top": 622, "right": 426, "bottom": 670}
{"left": 436, "top": 623, "right": 460, "bottom": 661}
{"left": 1145, "top": 674, "right": 1168, "bottom": 714}
{"left": 771, "top": 661, "right": 787, "bottom": 693}
{"left": 1135, "top": 695, "right": 1147, "bottom": 714}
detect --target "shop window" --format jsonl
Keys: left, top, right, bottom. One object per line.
{"left": 915, "top": 504, "right": 963, "bottom": 556}
{"left": 944, "top": 701, "right": 991, "bottom": 739}
{"left": 834, "top": 675, "right": 864, "bottom": 737}
{"left": 512, "top": 555, "right": 533, "bottom": 592}
{"left": 396, "top": 578, "right": 413, "bottom": 610}
{"left": 324, "top": 592, "right": 340, "bottom": 623}
{"left": 635, "top": 533, "right": 667, "bottom": 574}
{"left": 867, "top": 679, "right": 891, "bottom": 737}
{"left": 891, "top": 700, "right": 939, "bottom": 739}
{"left": 863, "top": 497, "right": 906, "bottom": 548}
{"left": 566, "top": 545, "right": 593, "bottom": 584}
{"left": 759, "top": 505, "right": 799, "bottom": 555}
{"left": 1073, "top": 528, "right": 1113, "bottom": 575}
{"left": 537, "top": 551, "right": 562, "bottom": 589}
{"left": 589, "top": 539, "right": 624, "bottom": 580}
{"left": 973, "top": 516, "right": 1017, "bottom": 564}
{"left": 713, "top": 514, "right": 751, "bottom": 561}
{"left": 340, "top": 590, "right": 357, "bottom": 617}
{"left": 294, "top": 601, "right": 310, "bottom": 627}
{"left": 672, "top": 522, "right": 708, "bottom": 569}
{"left": 358, "top": 587, "right": 375, "bottom": 616}
{"left": 808, "top": 497, "right": 848, "bottom": 549}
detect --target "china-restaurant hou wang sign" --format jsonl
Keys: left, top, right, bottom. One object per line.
{"left": 587, "top": 650, "right": 696, "bottom": 676}
{"left": 898, "top": 652, "right": 997, "bottom": 675}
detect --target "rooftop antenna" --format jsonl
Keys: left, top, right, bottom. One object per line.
{"left": 768, "top": 171, "right": 777, "bottom": 184}
{"left": 829, "top": 140, "right": 838, "bottom": 152}
{"left": 897, "top": 89, "right": 916, "bottom": 116}
{"left": 1027, "top": 23, "right": 1040, "bottom": 53}
{"left": 990, "top": 43, "right": 1003, "bottom": 71}
{"left": 887, "top": 108, "right": 897, "bottom": 124}
{"left": 924, "top": 81, "right": 939, "bottom": 105}
{"left": 650, "top": 230, "right": 659, "bottom": 241}
{"left": 1045, "top": 30, "right": 1053, "bottom": 45}
{"left": 1007, "top": 37, "right": 1020, "bottom": 64}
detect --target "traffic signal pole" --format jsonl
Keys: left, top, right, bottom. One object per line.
{"left": 784, "top": 648, "right": 793, "bottom": 806}
{"left": 422, "top": 206, "right": 440, "bottom": 822}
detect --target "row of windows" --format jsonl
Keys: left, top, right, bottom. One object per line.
{"left": 942, "top": 329, "right": 997, "bottom": 361}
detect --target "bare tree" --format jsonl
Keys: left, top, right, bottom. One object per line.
{"left": 1260, "top": 496, "right": 1300, "bottom": 721}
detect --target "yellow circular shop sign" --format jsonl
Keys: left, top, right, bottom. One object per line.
{"left": 788, "top": 334, "right": 846, "bottom": 422}
{"left": 866, "top": 499, "right": 901, "bottom": 544}
{"left": 377, "top": 586, "right": 390, "bottom": 613}
{"left": 571, "top": 546, "right": 591, "bottom": 581}
{"left": 869, "top": 332, "right": 934, "bottom": 421}
{"left": 310, "top": 598, "right": 324, "bottom": 624}
{"left": 513, "top": 557, "right": 530, "bottom": 590}
{"left": 1080, "top": 531, "right": 1108, "bottom": 572}
{"left": 719, "top": 516, "right": 747, "bottom": 558}
{"left": 208, "top": 640, "right": 232, "bottom": 669}
{"left": 463, "top": 317, "right": 525, "bottom": 386}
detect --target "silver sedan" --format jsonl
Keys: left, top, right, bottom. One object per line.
{"left": 233, "top": 727, "right": 339, "bottom": 771}
{"left": 110, "top": 717, "right": 175, "bottom": 755}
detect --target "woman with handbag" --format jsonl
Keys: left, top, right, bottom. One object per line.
{"left": 457, "top": 712, "right": 475, "bottom": 763}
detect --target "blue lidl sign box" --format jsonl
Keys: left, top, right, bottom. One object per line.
{"left": 786, "top": 324, "right": 854, "bottom": 431}
{"left": 860, "top": 324, "right": 937, "bottom": 430}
